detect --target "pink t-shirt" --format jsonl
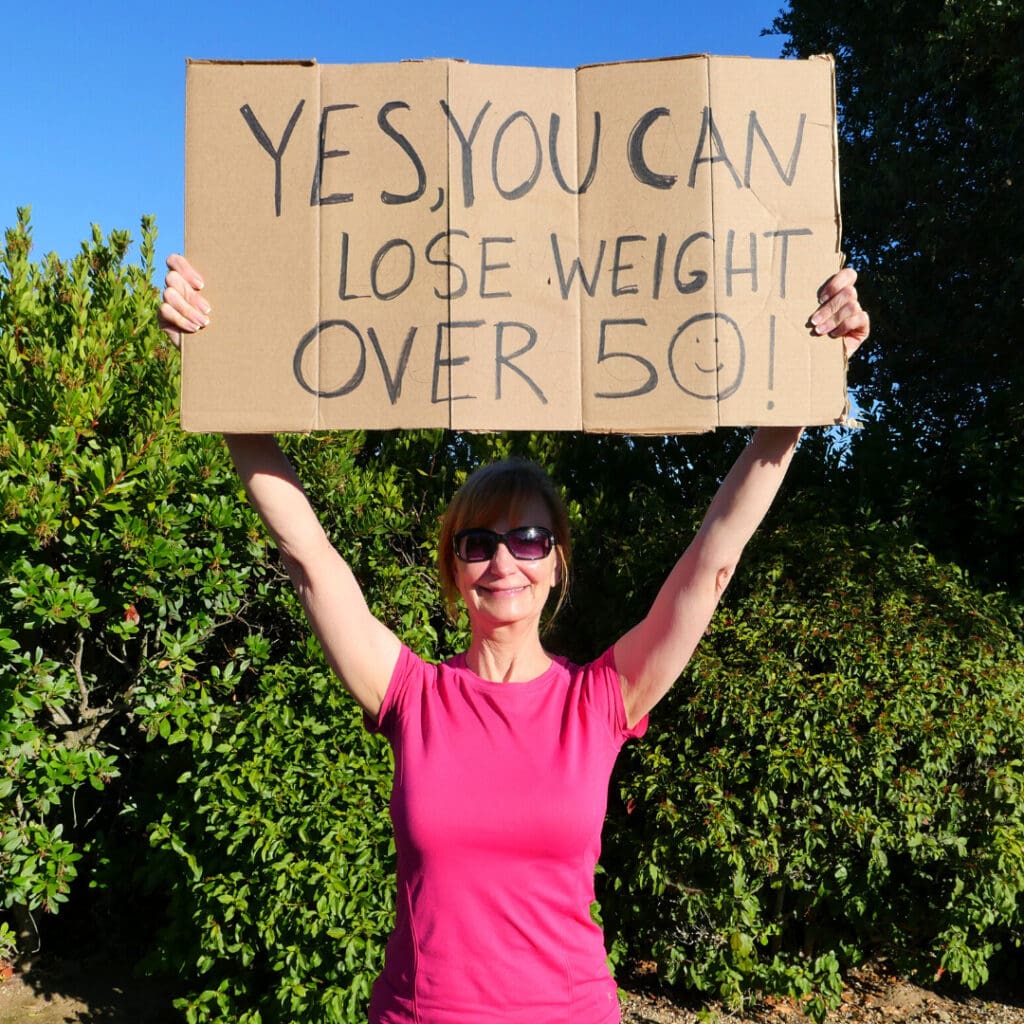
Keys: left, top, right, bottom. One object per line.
{"left": 367, "top": 645, "right": 647, "bottom": 1024}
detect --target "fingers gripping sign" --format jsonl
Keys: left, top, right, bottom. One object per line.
{"left": 159, "top": 254, "right": 211, "bottom": 348}
{"left": 810, "top": 267, "right": 870, "bottom": 357}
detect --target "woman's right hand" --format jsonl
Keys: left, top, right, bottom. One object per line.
{"left": 159, "top": 254, "right": 211, "bottom": 348}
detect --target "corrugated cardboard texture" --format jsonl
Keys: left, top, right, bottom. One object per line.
{"left": 181, "top": 55, "right": 845, "bottom": 434}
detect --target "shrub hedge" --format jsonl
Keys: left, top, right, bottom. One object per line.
{"left": 602, "top": 520, "right": 1024, "bottom": 1018}
{"left": 2, "top": 215, "right": 1021, "bottom": 1022}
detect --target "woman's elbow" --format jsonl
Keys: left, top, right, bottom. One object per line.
{"left": 713, "top": 563, "right": 736, "bottom": 601}
{"left": 280, "top": 550, "right": 312, "bottom": 593}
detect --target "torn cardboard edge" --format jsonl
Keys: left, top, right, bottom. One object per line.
{"left": 182, "top": 53, "right": 846, "bottom": 435}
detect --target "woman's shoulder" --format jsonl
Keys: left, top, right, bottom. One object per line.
{"left": 556, "top": 646, "right": 617, "bottom": 680}
{"left": 367, "top": 644, "right": 438, "bottom": 733}
{"left": 569, "top": 646, "right": 648, "bottom": 742}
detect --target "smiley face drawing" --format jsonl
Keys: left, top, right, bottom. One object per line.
{"left": 667, "top": 312, "right": 746, "bottom": 401}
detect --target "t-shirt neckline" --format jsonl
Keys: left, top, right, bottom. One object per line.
{"left": 446, "top": 651, "right": 570, "bottom": 690}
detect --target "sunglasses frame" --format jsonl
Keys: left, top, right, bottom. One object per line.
{"left": 453, "top": 526, "right": 556, "bottom": 563}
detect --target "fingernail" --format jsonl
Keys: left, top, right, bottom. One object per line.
{"left": 198, "top": 299, "right": 212, "bottom": 315}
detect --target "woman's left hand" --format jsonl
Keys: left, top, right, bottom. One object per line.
{"left": 810, "top": 267, "right": 870, "bottom": 358}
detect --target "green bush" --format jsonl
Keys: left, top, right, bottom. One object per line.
{"left": 144, "top": 664, "right": 397, "bottom": 1024}
{"left": 138, "top": 430, "right": 473, "bottom": 1024}
{"left": 4, "top": 209, "right": 1023, "bottom": 1023}
{"left": 602, "top": 518, "right": 1024, "bottom": 1019}
{"left": 1, "top": 209, "right": 180, "bottom": 949}
{"left": 0, "top": 209, "right": 469, "bottom": 1018}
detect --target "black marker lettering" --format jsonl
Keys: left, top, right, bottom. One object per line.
{"left": 612, "top": 235, "right": 645, "bottom": 296}
{"left": 441, "top": 99, "right": 491, "bottom": 208}
{"left": 594, "top": 319, "right": 657, "bottom": 399}
{"left": 311, "top": 104, "right": 358, "bottom": 206}
{"left": 763, "top": 228, "right": 812, "bottom": 298}
{"left": 426, "top": 230, "right": 469, "bottom": 300}
{"left": 338, "top": 232, "right": 369, "bottom": 300}
{"left": 725, "top": 230, "right": 758, "bottom": 296}
{"left": 293, "top": 320, "right": 366, "bottom": 398}
{"left": 668, "top": 312, "right": 746, "bottom": 401}
{"left": 492, "top": 111, "right": 542, "bottom": 201}
{"left": 745, "top": 111, "right": 806, "bottom": 187}
{"left": 432, "top": 320, "right": 483, "bottom": 403}
{"left": 495, "top": 323, "right": 547, "bottom": 403}
{"left": 652, "top": 233, "right": 667, "bottom": 300}
{"left": 688, "top": 107, "right": 742, "bottom": 188}
{"left": 549, "top": 111, "right": 601, "bottom": 194}
{"left": 628, "top": 108, "right": 677, "bottom": 190}
{"left": 367, "top": 325, "right": 418, "bottom": 404}
{"left": 240, "top": 100, "right": 305, "bottom": 218}
{"left": 378, "top": 101, "right": 427, "bottom": 204}
{"left": 550, "top": 233, "right": 606, "bottom": 299}
{"left": 674, "top": 231, "right": 712, "bottom": 295}
{"left": 370, "top": 239, "right": 415, "bottom": 301}
{"left": 480, "top": 237, "right": 514, "bottom": 299}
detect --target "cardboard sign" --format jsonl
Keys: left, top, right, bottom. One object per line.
{"left": 182, "top": 55, "right": 846, "bottom": 433}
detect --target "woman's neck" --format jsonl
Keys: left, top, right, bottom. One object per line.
{"left": 464, "top": 630, "right": 551, "bottom": 683}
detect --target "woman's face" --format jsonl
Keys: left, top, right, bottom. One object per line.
{"left": 454, "top": 496, "right": 559, "bottom": 633}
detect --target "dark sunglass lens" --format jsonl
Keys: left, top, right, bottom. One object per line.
{"left": 458, "top": 530, "right": 497, "bottom": 562}
{"left": 506, "top": 527, "right": 553, "bottom": 559}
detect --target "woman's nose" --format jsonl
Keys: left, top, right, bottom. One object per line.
{"left": 488, "top": 539, "right": 518, "bottom": 572}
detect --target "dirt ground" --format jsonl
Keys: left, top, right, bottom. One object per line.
{"left": 1, "top": 956, "right": 1022, "bottom": 1024}
{"left": 0, "top": 956, "right": 180, "bottom": 1024}
{"left": 619, "top": 961, "right": 1024, "bottom": 1024}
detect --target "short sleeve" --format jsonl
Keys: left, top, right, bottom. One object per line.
{"left": 364, "top": 644, "right": 427, "bottom": 739}
{"left": 587, "top": 646, "right": 648, "bottom": 744}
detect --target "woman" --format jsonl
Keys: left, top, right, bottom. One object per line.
{"left": 160, "top": 255, "right": 869, "bottom": 1024}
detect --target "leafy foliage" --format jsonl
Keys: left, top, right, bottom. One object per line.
{"left": 769, "top": 0, "right": 1024, "bottom": 596}
{"left": 1, "top": 208, "right": 176, "bottom": 946}
{"left": 602, "top": 516, "right": 1024, "bottom": 1019}
{"left": 3, "top": 210, "right": 1023, "bottom": 1023}
{"left": 144, "top": 666, "right": 397, "bottom": 1024}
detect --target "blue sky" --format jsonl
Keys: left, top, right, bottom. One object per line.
{"left": 3, "top": 0, "right": 786, "bottom": 272}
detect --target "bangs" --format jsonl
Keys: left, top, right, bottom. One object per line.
{"left": 452, "top": 470, "right": 552, "bottom": 535}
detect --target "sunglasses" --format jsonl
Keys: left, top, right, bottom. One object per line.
{"left": 453, "top": 526, "right": 556, "bottom": 563}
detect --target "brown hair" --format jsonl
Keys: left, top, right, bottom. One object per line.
{"left": 438, "top": 458, "right": 571, "bottom": 624}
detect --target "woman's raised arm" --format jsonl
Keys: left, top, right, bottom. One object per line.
{"left": 160, "top": 256, "right": 401, "bottom": 717}
{"left": 614, "top": 268, "right": 870, "bottom": 728}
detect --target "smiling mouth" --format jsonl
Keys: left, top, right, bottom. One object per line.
{"left": 480, "top": 585, "right": 528, "bottom": 596}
